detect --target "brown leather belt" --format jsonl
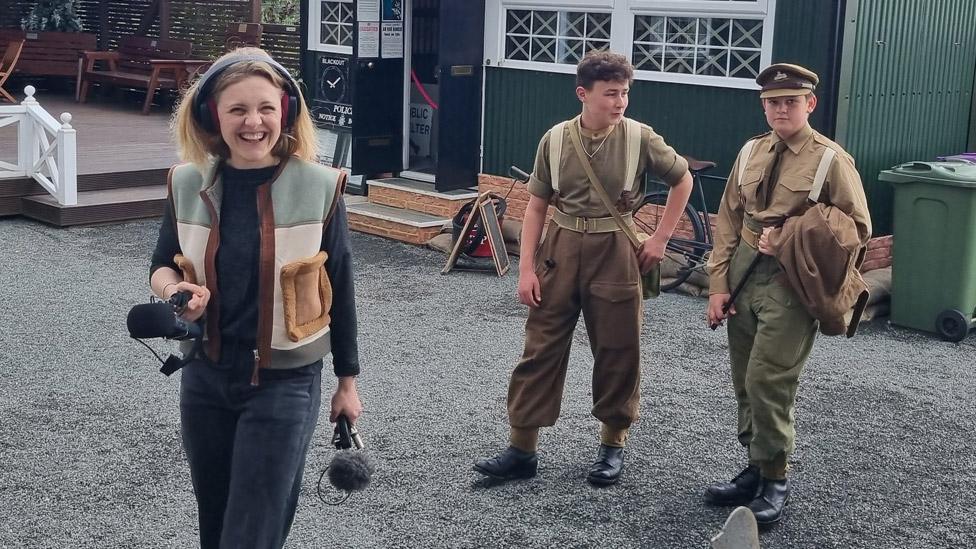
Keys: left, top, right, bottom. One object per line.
{"left": 552, "top": 209, "right": 633, "bottom": 233}
{"left": 740, "top": 225, "right": 760, "bottom": 249}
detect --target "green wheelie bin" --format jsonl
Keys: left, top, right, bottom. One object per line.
{"left": 879, "top": 161, "right": 976, "bottom": 342}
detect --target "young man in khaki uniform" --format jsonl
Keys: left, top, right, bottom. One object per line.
{"left": 474, "top": 51, "right": 693, "bottom": 486}
{"left": 704, "top": 63, "right": 871, "bottom": 523}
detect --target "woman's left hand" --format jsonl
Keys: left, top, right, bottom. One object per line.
{"left": 330, "top": 376, "right": 363, "bottom": 423}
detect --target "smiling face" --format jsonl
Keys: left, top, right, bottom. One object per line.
{"left": 214, "top": 75, "right": 284, "bottom": 169}
{"left": 577, "top": 79, "right": 629, "bottom": 131}
{"left": 762, "top": 93, "right": 817, "bottom": 140}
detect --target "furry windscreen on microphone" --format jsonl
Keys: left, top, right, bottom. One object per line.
{"left": 328, "top": 450, "right": 375, "bottom": 492}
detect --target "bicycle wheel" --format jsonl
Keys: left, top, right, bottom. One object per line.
{"left": 633, "top": 191, "right": 708, "bottom": 291}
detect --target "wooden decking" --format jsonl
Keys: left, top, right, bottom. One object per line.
{"left": 0, "top": 90, "right": 177, "bottom": 224}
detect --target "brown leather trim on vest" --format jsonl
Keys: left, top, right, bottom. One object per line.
{"left": 173, "top": 254, "right": 198, "bottom": 285}
{"left": 253, "top": 160, "right": 288, "bottom": 382}
{"left": 323, "top": 169, "right": 347, "bottom": 228}
{"left": 166, "top": 166, "right": 178, "bottom": 236}
{"left": 200, "top": 175, "right": 222, "bottom": 362}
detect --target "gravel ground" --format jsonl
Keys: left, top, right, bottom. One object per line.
{"left": 1, "top": 217, "right": 973, "bottom": 548}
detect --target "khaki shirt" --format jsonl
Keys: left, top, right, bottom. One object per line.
{"left": 707, "top": 124, "right": 872, "bottom": 295}
{"left": 527, "top": 115, "right": 688, "bottom": 217}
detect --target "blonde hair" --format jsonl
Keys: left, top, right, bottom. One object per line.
{"left": 172, "top": 47, "right": 318, "bottom": 166}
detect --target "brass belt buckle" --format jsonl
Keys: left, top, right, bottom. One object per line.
{"left": 577, "top": 217, "right": 588, "bottom": 233}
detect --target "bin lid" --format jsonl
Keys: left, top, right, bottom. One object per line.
{"left": 879, "top": 161, "right": 976, "bottom": 187}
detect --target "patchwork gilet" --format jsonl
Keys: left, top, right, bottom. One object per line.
{"left": 168, "top": 156, "right": 345, "bottom": 381}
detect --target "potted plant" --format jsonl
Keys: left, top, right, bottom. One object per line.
{"left": 21, "top": 0, "right": 84, "bottom": 32}
{"left": 7, "top": 0, "right": 97, "bottom": 79}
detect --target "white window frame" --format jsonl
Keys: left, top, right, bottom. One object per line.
{"left": 308, "top": 0, "right": 354, "bottom": 55}
{"left": 484, "top": 0, "right": 776, "bottom": 89}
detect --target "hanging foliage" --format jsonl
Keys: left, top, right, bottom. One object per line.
{"left": 21, "top": 0, "right": 84, "bottom": 32}
{"left": 262, "top": 0, "right": 299, "bottom": 26}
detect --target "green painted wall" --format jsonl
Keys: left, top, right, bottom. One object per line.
{"left": 483, "top": 0, "right": 842, "bottom": 213}
{"left": 836, "top": 0, "right": 976, "bottom": 235}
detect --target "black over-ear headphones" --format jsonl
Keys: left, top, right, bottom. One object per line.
{"left": 193, "top": 54, "right": 302, "bottom": 134}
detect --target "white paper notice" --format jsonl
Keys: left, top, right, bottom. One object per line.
{"left": 381, "top": 22, "right": 403, "bottom": 59}
{"left": 358, "top": 21, "right": 380, "bottom": 58}
{"left": 357, "top": 0, "right": 380, "bottom": 22}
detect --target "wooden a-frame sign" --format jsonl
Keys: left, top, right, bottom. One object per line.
{"left": 441, "top": 192, "right": 510, "bottom": 277}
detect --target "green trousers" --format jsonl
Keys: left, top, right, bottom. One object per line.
{"left": 726, "top": 241, "right": 818, "bottom": 479}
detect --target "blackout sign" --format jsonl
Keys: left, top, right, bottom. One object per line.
{"left": 312, "top": 54, "right": 353, "bottom": 129}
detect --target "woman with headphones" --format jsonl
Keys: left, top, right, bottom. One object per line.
{"left": 148, "top": 47, "right": 362, "bottom": 548}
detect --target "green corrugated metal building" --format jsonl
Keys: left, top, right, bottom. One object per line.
{"left": 481, "top": 0, "right": 976, "bottom": 235}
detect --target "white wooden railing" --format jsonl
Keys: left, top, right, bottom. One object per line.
{"left": 0, "top": 86, "right": 77, "bottom": 205}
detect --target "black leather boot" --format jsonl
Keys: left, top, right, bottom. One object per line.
{"left": 748, "top": 477, "right": 790, "bottom": 524}
{"left": 587, "top": 444, "right": 624, "bottom": 486}
{"left": 473, "top": 446, "right": 538, "bottom": 480}
{"left": 704, "top": 465, "right": 761, "bottom": 506}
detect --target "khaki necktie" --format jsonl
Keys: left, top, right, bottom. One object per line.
{"left": 757, "top": 140, "right": 788, "bottom": 210}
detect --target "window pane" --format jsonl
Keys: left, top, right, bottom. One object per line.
{"left": 504, "top": 9, "right": 612, "bottom": 66}
{"left": 633, "top": 13, "right": 764, "bottom": 80}
{"left": 321, "top": 1, "right": 354, "bottom": 47}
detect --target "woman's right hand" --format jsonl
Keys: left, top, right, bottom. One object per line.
{"left": 517, "top": 271, "right": 542, "bottom": 308}
{"left": 707, "top": 293, "right": 734, "bottom": 327}
{"left": 166, "top": 282, "right": 210, "bottom": 322}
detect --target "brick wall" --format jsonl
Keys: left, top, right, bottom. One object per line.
{"left": 478, "top": 173, "right": 894, "bottom": 273}
{"left": 347, "top": 213, "right": 443, "bottom": 245}
{"left": 370, "top": 186, "right": 461, "bottom": 218}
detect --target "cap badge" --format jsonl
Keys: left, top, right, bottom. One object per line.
{"left": 773, "top": 71, "right": 788, "bottom": 81}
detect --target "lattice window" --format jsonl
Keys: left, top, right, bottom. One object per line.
{"left": 320, "top": 0, "right": 354, "bottom": 48}
{"left": 632, "top": 14, "right": 763, "bottom": 79}
{"left": 504, "top": 9, "right": 611, "bottom": 65}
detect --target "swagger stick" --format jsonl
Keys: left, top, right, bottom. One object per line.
{"left": 710, "top": 221, "right": 784, "bottom": 331}
{"left": 710, "top": 249, "right": 764, "bottom": 330}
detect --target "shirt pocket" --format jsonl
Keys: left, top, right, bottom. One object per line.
{"left": 737, "top": 169, "right": 764, "bottom": 209}
{"left": 280, "top": 251, "right": 333, "bottom": 342}
{"left": 777, "top": 174, "right": 815, "bottom": 214}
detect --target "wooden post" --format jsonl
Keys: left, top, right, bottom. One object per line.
{"left": 98, "top": 0, "right": 110, "bottom": 49}
{"left": 18, "top": 87, "right": 36, "bottom": 179}
{"left": 137, "top": 0, "right": 161, "bottom": 37}
{"left": 159, "top": 0, "right": 171, "bottom": 38}
{"left": 249, "top": 0, "right": 262, "bottom": 24}
{"left": 56, "top": 113, "right": 78, "bottom": 206}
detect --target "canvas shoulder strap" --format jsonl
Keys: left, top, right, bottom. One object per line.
{"left": 624, "top": 118, "right": 642, "bottom": 192}
{"left": 736, "top": 139, "right": 758, "bottom": 187}
{"left": 809, "top": 147, "right": 836, "bottom": 203}
{"left": 548, "top": 121, "right": 567, "bottom": 192}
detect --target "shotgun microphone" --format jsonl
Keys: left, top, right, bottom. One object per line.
{"left": 126, "top": 293, "right": 202, "bottom": 340}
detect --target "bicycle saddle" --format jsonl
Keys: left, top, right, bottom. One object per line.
{"left": 683, "top": 156, "right": 717, "bottom": 172}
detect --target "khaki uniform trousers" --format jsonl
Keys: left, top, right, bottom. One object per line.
{"left": 726, "top": 240, "right": 818, "bottom": 478}
{"left": 507, "top": 223, "right": 643, "bottom": 437}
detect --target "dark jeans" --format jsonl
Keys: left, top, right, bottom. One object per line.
{"left": 179, "top": 343, "right": 323, "bottom": 549}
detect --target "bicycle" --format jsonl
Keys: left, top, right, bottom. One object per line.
{"left": 632, "top": 156, "right": 718, "bottom": 291}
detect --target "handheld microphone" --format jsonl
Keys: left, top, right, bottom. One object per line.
{"left": 127, "top": 291, "right": 204, "bottom": 376}
{"left": 126, "top": 297, "right": 202, "bottom": 340}
{"left": 318, "top": 415, "right": 374, "bottom": 504}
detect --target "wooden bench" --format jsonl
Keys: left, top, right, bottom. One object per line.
{"left": 0, "top": 29, "right": 97, "bottom": 79}
{"left": 77, "top": 35, "right": 209, "bottom": 114}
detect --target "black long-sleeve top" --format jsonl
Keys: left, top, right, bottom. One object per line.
{"left": 150, "top": 164, "right": 361, "bottom": 377}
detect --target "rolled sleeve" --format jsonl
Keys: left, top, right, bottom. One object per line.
{"left": 644, "top": 126, "right": 689, "bottom": 186}
{"left": 526, "top": 130, "right": 555, "bottom": 200}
